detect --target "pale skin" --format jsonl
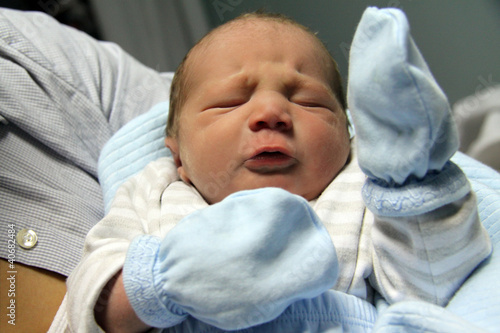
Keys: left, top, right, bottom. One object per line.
{"left": 95, "top": 19, "right": 350, "bottom": 332}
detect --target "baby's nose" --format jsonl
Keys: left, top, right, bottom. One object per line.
{"left": 248, "top": 93, "right": 293, "bottom": 132}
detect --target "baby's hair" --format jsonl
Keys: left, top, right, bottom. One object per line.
{"left": 166, "top": 11, "right": 346, "bottom": 138}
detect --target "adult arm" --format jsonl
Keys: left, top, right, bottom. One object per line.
{"left": 0, "top": 7, "right": 170, "bottom": 332}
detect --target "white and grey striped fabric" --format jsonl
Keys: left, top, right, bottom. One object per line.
{"left": 0, "top": 8, "right": 172, "bottom": 276}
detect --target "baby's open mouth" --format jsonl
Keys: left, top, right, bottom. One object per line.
{"left": 252, "top": 151, "right": 290, "bottom": 160}
{"left": 245, "top": 151, "right": 297, "bottom": 173}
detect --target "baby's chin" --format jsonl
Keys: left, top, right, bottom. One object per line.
{"left": 196, "top": 179, "right": 330, "bottom": 204}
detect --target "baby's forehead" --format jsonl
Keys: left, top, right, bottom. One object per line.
{"left": 207, "top": 18, "right": 316, "bottom": 47}
{"left": 189, "top": 19, "right": 330, "bottom": 74}
{"left": 179, "top": 17, "right": 339, "bottom": 103}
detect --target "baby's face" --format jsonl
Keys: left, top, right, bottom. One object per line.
{"left": 166, "top": 20, "right": 350, "bottom": 203}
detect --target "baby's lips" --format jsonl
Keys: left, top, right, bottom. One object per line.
{"left": 239, "top": 131, "right": 296, "bottom": 160}
{"left": 250, "top": 146, "right": 294, "bottom": 160}
{"left": 244, "top": 147, "right": 298, "bottom": 173}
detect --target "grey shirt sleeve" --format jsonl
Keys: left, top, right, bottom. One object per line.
{"left": 0, "top": 8, "right": 172, "bottom": 276}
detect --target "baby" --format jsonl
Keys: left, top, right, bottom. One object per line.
{"left": 164, "top": 14, "right": 350, "bottom": 205}
{"left": 59, "top": 10, "right": 491, "bottom": 333}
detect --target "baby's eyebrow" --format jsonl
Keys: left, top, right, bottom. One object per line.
{"left": 291, "top": 75, "right": 334, "bottom": 95}
{"left": 212, "top": 73, "right": 252, "bottom": 92}
{"left": 198, "top": 74, "right": 247, "bottom": 96}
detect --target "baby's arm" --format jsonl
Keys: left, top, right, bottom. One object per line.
{"left": 94, "top": 271, "right": 150, "bottom": 333}
{"left": 347, "top": 7, "right": 492, "bottom": 305}
{"left": 121, "top": 188, "right": 338, "bottom": 331}
{"left": 366, "top": 173, "right": 491, "bottom": 305}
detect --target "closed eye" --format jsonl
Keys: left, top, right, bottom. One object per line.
{"left": 290, "top": 87, "right": 335, "bottom": 111}
{"left": 204, "top": 99, "right": 247, "bottom": 111}
{"left": 293, "top": 101, "right": 327, "bottom": 108}
{"left": 290, "top": 97, "right": 334, "bottom": 111}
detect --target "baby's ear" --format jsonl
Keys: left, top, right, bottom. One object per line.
{"left": 164, "top": 137, "right": 191, "bottom": 184}
{"left": 164, "top": 137, "right": 181, "bottom": 166}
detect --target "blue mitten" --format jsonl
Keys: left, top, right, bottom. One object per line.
{"left": 123, "top": 188, "right": 338, "bottom": 330}
{"left": 347, "top": 7, "right": 470, "bottom": 216}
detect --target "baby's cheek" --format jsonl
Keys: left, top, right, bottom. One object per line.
{"left": 320, "top": 131, "right": 350, "bottom": 170}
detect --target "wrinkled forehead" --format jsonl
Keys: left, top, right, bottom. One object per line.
{"left": 184, "top": 19, "right": 333, "bottom": 87}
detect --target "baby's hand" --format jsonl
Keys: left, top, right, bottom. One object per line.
{"left": 347, "top": 8, "right": 470, "bottom": 217}
{"left": 122, "top": 188, "right": 338, "bottom": 330}
{"left": 347, "top": 7, "right": 459, "bottom": 185}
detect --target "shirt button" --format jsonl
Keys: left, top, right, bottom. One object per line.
{"left": 16, "top": 229, "right": 38, "bottom": 249}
